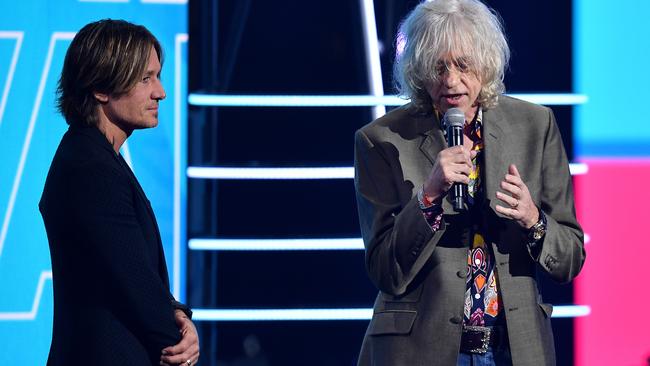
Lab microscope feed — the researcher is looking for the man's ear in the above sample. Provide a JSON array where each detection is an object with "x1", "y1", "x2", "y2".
[{"x1": 94, "y1": 92, "x2": 109, "y2": 103}]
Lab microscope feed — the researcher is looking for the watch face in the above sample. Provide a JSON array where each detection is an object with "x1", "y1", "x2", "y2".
[{"x1": 530, "y1": 220, "x2": 546, "y2": 241}]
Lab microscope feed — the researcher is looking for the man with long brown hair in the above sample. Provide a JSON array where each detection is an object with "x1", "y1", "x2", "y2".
[{"x1": 40, "y1": 19, "x2": 199, "y2": 366}]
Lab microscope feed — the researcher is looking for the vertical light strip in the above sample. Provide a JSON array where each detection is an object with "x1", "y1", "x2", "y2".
[
  {"x1": 173, "y1": 33, "x2": 188, "y2": 300},
  {"x1": 0, "y1": 32, "x2": 75, "y2": 259},
  {"x1": 0, "y1": 31, "x2": 23, "y2": 127},
  {"x1": 359, "y1": 0, "x2": 386, "y2": 119}
]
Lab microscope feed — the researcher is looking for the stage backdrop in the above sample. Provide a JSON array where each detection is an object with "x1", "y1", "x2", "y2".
[
  {"x1": 0, "y1": 1, "x2": 187, "y2": 364},
  {"x1": 574, "y1": 0, "x2": 650, "y2": 365}
]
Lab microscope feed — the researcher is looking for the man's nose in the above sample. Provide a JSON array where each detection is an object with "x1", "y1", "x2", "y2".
[
  {"x1": 153, "y1": 79, "x2": 166, "y2": 101},
  {"x1": 442, "y1": 68, "x2": 460, "y2": 88}
]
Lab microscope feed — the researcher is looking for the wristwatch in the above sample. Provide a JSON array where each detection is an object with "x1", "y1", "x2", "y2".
[{"x1": 528, "y1": 207, "x2": 547, "y2": 242}]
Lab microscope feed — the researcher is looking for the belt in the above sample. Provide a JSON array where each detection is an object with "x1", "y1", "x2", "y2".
[{"x1": 459, "y1": 325, "x2": 506, "y2": 354}]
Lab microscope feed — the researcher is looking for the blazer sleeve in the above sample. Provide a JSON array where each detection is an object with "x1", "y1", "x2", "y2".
[
  {"x1": 354, "y1": 129, "x2": 448, "y2": 296},
  {"x1": 533, "y1": 108, "x2": 586, "y2": 283},
  {"x1": 68, "y1": 161, "x2": 181, "y2": 354}
]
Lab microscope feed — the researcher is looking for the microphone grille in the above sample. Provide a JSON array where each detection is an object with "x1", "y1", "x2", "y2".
[{"x1": 444, "y1": 108, "x2": 465, "y2": 127}]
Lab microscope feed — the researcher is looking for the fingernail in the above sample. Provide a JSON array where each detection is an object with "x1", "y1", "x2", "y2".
[{"x1": 162, "y1": 350, "x2": 168, "y2": 355}]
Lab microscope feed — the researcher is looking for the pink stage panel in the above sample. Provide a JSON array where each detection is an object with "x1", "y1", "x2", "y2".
[{"x1": 574, "y1": 159, "x2": 650, "y2": 366}]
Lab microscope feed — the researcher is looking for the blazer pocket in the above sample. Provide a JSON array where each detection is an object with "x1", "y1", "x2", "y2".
[
  {"x1": 367, "y1": 310, "x2": 417, "y2": 336},
  {"x1": 538, "y1": 303, "x2": 553, "y2": 318}
]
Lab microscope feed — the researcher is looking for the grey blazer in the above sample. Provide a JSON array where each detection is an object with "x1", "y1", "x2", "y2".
[{"x1": 354, "y1": 96, "x2": 585, "y2": 366}]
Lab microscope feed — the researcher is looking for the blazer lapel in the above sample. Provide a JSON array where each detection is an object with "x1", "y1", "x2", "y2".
[
  {"x1": 117, "y1": 154, "x2": 170, "y2": 286},
  {"x1": 419, "y1": 130, "x2": 444, "y2": 166},
  {"x1": 416, "y1": 112, "x2": 463, "y2": 215},
  {"x1": 482, "y1": 106, "x2": 509, "y2": 213}
]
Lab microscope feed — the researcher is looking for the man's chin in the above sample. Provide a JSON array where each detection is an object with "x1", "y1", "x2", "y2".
[{"x1": 132, "y1": 120, "x2": 158, "y2": 130}]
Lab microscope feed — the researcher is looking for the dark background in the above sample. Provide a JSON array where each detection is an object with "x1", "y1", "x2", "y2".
[{"x1": 187, "y1": 1, "x2": 575, "y2": 365}]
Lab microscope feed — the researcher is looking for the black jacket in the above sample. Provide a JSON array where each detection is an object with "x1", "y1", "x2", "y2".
[{"x1": 40, "y1": 124, "x2": 181, "y2": 365}]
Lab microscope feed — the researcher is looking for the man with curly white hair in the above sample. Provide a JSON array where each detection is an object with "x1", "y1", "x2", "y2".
[{"x1": 354, "y1": 0, "x2": 585, "y2": 365}]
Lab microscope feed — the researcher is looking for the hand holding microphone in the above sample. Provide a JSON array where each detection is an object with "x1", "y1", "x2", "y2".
[{"x1": 422, "y1": 108, "x2": 475, "y2": 211}]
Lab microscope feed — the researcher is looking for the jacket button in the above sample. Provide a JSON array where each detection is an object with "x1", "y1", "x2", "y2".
[
  {"x1": 456, "y1": 270, "x2": 465, "y2": 278},
  {"x1": 450, "y1": 316, "x2": 462, "y2": 324}
]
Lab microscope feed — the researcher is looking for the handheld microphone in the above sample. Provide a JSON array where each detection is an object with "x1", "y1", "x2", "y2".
[{"x1": 444, "y1": 108, "x2": 466, "y2": 211}]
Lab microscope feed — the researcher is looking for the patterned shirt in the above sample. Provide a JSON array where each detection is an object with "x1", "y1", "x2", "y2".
[{"x1": 417, "y1": 108, "x2": 504, "y2": 327}]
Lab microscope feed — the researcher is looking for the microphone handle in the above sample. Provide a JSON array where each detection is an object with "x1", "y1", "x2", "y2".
[
  {"x1": 452, "y1": 182, "x2": 466, "y2": 211},
  {"x1": 447, "y1": 125, "x2": 466, "y2": 211}
]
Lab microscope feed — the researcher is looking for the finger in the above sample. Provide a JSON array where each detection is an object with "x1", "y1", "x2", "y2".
[
  {"x1": 161, "y1": 336, "x2": 192, "y2": 356},
  {"x1": 470, "y1": 149, "x2": 478, "y2": 158},
  {"x1": 161, "y1": 344, "x2": 199, "y2": 365},
  {"x1": 465, "y1": 153, "x2": 474, "y2": 168},
  {"x1": 445, "y1": 166, "x2": 471, "y2": 184},
  {"x1": 504, "y1": 173, "x2": 524, "y2": 188},
  {"x1": 175, "y1": 314, "x2": 190, "y2": 327},
  {"x1": 453, "y1": 172, "x2": 471, "y2": 184},
  {"x1": 442, "y1": 148, "x2": 471, "y2": 163},
  {"x1": 509, "y1": 164, "x2": 520, "y2": 177},
  {"x1": 450, "y1": 145, "x2": 466, "y2": 154},
  {"x1": 161, "y1": 351, "x2": 192, "y2": 365},
  {"x1": 188, "y1": 351, "x2": 200, "y2": 366},
  {"x1": 500, "y1": 181, "x2": 522, "y2": 198},
  {"x1": 440, "y1": 146, "x2": 462, "y2": 159},
  {"x1": 495, "y1": 191, "x2": 518, "y2": 208},
  {"x1": 453, "y1": 161, "x2": 472, "y2": 174},
  {"x1": 495, "y1": 204, "x2": 521, "y2": 219}
]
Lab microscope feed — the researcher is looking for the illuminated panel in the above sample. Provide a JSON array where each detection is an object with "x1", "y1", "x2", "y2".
[
  {"x1": 359, "y1": 0, "x2": 385, "y2": 118},
  {"x1": 0, "y1": 2, "x2": 187, "y2": 364},
  {"x1": 187, "y1": 166, "x2": 354, "y2": 179},
  {"x1": 188, "y1": 163, "x2": 587, "y2": 180},
  {"x1": 192, "y1": 305, "x2": 590, "y2": 322},
  {"x1": 574, "y1": 1, "x2": 650, "y2": 157},
  {"x1": 187, "y1": 93, "x2": 588, "y2": 107},
  {"x1": 574, "y1": 160, "x2": 650, "y2": 366},
  {"x1": 189, "y1": 236, "x2": 594, "y2": 251},
  {"x1": 189, "y1": 238, "x2": 365, "y2": 251},
  {"x1": 574, "y1": 0, "x2": 650, "y2": 364}
]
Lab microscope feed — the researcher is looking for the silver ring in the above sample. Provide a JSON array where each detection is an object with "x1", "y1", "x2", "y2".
[
  {"x1": 512, "y1": 199, "x2": 519, "y2": 208},
  {"x1": 186, "y1": 360, "x2": 192, "y2": 366}
]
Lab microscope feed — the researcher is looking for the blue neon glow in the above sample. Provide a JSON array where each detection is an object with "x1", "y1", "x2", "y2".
[
  {"x1": 360, "y1": 0, "x2": 386, "y2": 118},
  {"x1": 188, "y1": 234, "x2": 591, "y2": 251},
  {"x1": 192, "y1": 305, "x2": 590, "y2": 321},
  {"x1": 188, "y1": 94, "x2": 588, "y2": 107},
  {"x1": 0, "y1": 3, "x2": 188, "y2": 364},
  {"x1": 189, "y1": 238, "x2": 365, "y2": 251},
  {"x1": 188, "y1": 163, "x2": 587, "y2": 180},
  {"x1": 574, "y1": 0, "x2": 650, "y2": 157},
  {"x1": 551, "y1": 305, "x2": 591, "y2": 318},
  {"x1": 187, "y1": 166, "x2": 355, "y2": 179}
]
